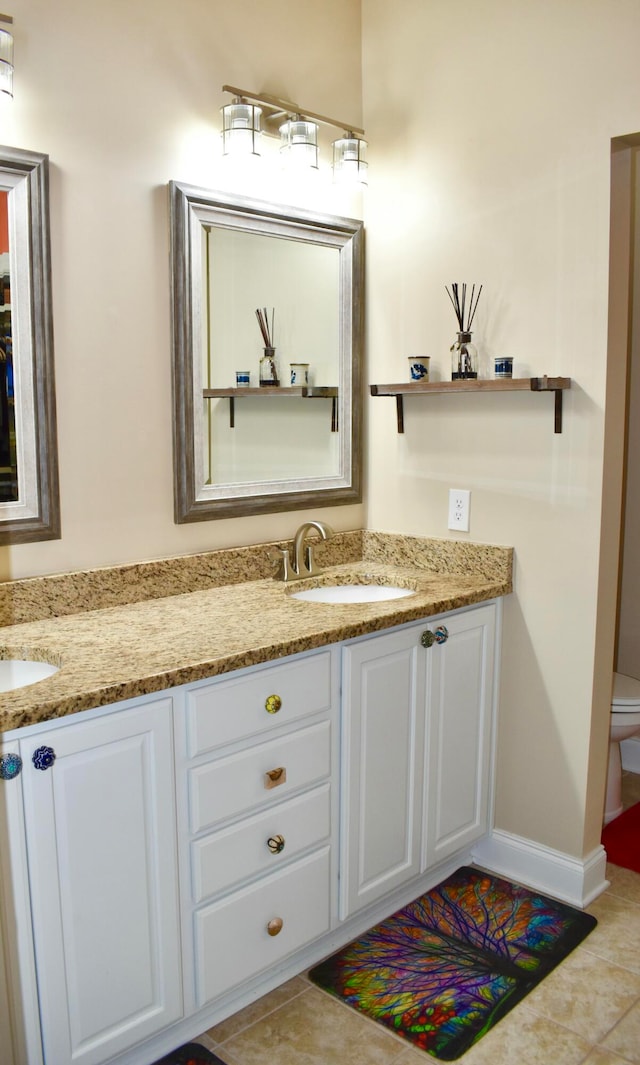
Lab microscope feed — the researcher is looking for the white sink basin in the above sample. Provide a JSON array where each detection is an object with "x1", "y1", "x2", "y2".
[
  {"x1": 290, "y1": 584, "x2": 416, "y2": 604},
  {"x1": 0, "y1": 659, "x2": 59, "y2": 692}
]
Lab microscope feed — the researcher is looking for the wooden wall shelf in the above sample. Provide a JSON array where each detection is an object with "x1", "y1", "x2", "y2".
[
  {"x1": 203, "y1": 386, "x2": 339, "y2": 431},
  {"x1": 369, "y1": 376, "x2": 571, "y2": 434}
]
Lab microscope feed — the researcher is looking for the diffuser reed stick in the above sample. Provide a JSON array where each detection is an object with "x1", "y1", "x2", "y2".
[
  {"x1": 255, "y1": 307, "x2": 275, "y2": 348},
  {"x1": 445, "y1": 282, "x2": 482, "y2": 333}
]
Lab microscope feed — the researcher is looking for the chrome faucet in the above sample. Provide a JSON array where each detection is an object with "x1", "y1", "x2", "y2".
[{"x1": 269, "y1": 520, "x2": 334, "y2": 582}]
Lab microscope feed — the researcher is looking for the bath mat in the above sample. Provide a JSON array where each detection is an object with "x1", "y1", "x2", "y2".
[
  {"x1": 602, "y1": 800, "x2": 640, "y2": 874},
  {"x1": 153, "y1": 1043, "x2": 224, "y2": 1065},
  {"x1": 309, "y1": 865, "x2": 596, "y2": 1060}
]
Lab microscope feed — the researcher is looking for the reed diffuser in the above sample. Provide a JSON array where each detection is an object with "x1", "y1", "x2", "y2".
[
  {"x1": 446, "y1": 283, "x2": 482, "y2": 380},
  {"x1": 256, "y1": 307, "x2": 279, "y2": 386}
]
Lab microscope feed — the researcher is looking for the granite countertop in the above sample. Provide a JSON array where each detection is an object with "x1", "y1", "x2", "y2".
[{"x1": 0, "y1": 533, "x2": 513, "y2": 733}]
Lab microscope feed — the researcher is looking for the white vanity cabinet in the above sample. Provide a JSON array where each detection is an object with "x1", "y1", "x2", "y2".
[
  {"x1": 340, "y1": 602, "x2": 496, "y2": 917},
  {"x1": 0, "y1": 600, "x2": 499, "y2": 1065},
  {"x1": 11, "y1": 695, "x2": 183, "y2": 1065},
  {"x1": 174, "y1": 648, "x2": 338, "y2": 1014}
]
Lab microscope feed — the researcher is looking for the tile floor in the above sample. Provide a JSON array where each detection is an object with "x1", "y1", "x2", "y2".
[{"x1": 193, "y1": 771, "x2": 640, "y2": 1065}]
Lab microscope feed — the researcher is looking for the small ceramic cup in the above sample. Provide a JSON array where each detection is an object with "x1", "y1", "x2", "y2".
[
  {"x1": 235, "y1": 370, "x2": 251, "y2": 387},
  {"x1": 408, "y1": 356, "x2": 430, "y2": 382},
  {"x1": 493, "y1": 357, "x2": 513, "y2": 379},
  {"x1": 290, "y1": 362, "x2": 310, "y2": 386}
]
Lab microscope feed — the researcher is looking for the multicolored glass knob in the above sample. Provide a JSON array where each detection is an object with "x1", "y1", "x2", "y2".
[{"x1": 0, "y1": 752, "x2": 23, "y2": 780}]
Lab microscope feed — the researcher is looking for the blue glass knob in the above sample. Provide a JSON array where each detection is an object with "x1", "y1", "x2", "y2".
[
  {"x1": 32, "y1": 745, "x2": 56, "y2": 771},
  {"x1": 434, "y1": 625, "x2": 449, "y2": 644},
  {"x1": 0, "y1": 752, "x2": 23, "y2": 780}
]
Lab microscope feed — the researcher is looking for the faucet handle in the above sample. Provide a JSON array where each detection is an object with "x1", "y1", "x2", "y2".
[{"x1": 268, "y1": 547, "x2": 291, "y2": 582}]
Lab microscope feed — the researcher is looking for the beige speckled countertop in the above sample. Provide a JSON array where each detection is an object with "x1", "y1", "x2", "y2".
[{"x1": 0, "y1": 532, "x2": 513, "y2": 733}]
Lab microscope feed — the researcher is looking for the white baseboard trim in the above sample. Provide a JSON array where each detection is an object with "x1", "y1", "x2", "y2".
[
  {"x1": 621, "y1": 737, "x2": 640, "y2": 774},
  {"x1": 472, "y1": 829, "x2": 609, "y2": 908}
]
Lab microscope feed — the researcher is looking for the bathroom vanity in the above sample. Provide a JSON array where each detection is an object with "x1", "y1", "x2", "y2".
[{"x1": 0, "y1": 534, "x2": 510, "y2": 1065}]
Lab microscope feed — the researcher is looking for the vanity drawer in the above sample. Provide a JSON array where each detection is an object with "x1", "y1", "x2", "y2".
[
  {"x1": 186, "y1": 650, "x2": 333, "y2": 756},
  {"x1": 194, "y1": 846, "x2": 330, "y2": 1007},
  {"x1": 191, "y1": 783, "x2": 331, "y2": 903},
  {"x1": 188, "y1": 720, "x2": 331, "y2": 833}
]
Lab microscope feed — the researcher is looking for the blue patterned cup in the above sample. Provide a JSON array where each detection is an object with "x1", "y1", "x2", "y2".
[
  {"x1": 408, "y1": 356, "x2": 430, "y2": 381},
  {"x1": 290, "y1": 362, "x2": 310, "y2": 386},
  {"x1": 236, "y1": 370, "x2": 251, "y2": 387},
  {"x1": 493, "y1": 357, "x2": 513, "y2": 379}
]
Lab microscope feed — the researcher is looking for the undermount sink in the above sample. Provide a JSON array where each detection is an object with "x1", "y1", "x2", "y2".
[
  {"x1": 290, "y1": 583, "x2": 416, "y2": 604},
  {"x1": 0, "y1": 659, "x2": 59, "y2": 693}
]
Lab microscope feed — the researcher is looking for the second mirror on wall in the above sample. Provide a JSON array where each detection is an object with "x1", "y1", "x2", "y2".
[{"x1": 169, "y1": 184, "x2": 363, "y2": 522}]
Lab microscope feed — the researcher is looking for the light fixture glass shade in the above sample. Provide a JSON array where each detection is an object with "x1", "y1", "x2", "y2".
[
  {"x1": 221, "y1": 100, "x2": 262, "y2": 157},
  {"x1": 332, "y1": 134, "x2": 368, "y2": 185},
  {"x1": 279, "y1": 118, "x2": 319, "y2": 170},
  {"x1": 0, "y1": 27, "x2": 13, "y2": 98}
]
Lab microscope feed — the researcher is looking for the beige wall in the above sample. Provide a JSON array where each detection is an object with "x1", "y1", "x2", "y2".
[
  {"x1": 0, "y1": 0, "x2": 364, "y2": 580},
  {"x1": 361, "y1": 0, "x2": 638, "y2": 859}
]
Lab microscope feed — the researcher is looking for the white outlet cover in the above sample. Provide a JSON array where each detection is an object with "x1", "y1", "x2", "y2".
[{"x1": 448, "y1": 488, "x2": 471, "y2": 532}]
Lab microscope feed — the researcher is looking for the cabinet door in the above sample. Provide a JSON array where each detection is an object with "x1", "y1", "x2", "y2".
[
  {"x1": 340, "y1": 626, "x2": 427, "y2": 917},
  {"x1": 423, "y1": 603, "x2": 496, "y2": 867},
  {"x1": 19, "y1": 699, "x2": 182, "y2": 1065}
]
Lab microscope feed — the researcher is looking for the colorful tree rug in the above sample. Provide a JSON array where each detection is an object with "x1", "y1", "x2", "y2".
[
  {"x1": 309, "y1": 865, "x2": 596, "y2": 1060},
  {"x1": 153, "y1": 1044, "x2": 223, "y2": 1065},
  {"x1": 602, "y1": 801, "x2": 640, "y2": 874}
]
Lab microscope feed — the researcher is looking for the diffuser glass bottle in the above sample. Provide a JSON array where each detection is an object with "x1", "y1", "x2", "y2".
[{"x1": 450, "y1": 332, "x2": 478, "y2": 380}]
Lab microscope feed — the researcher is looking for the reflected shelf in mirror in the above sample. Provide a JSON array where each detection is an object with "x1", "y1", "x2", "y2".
[{"x1": 203, "y1": 386, "x2": 339, "y2": 431}]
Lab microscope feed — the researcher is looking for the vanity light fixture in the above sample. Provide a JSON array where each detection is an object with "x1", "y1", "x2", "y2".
[
  {"x1": 221, "y1": 97, "x2": 262, "y2": 157},
  {"x1": 221, "y1": 84, "x2": 368, "y2": 184},
  {"x1": 332, "y1": 132, "x2": 368, "y2": 186},
  {"x1": 0, "y1": 14, "x2": 13, "y2": 99}
]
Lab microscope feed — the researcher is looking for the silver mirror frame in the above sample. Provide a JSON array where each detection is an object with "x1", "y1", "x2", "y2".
[
  {"x1": 169, "y1": 182, "x2": 363, "y2": 522},
  {"x1": 0, "y1": 145, "x2": 59, "y2": 544}
]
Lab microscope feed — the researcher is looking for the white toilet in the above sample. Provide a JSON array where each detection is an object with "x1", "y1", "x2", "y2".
[{"x1": 605, "y1": 671, "x2": 640, "y2": 824}]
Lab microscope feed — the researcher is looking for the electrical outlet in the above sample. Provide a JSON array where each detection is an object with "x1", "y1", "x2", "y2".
[{"x1": 448, "y1": 488, "x2": 471, "y2": 532}]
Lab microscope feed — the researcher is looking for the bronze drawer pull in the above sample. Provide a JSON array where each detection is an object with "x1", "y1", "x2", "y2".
[
  {"x1": 264, "y1": 766, "x2": 287, "y2": 789},
  {"x1": 267, "y1": 917, "x2": 283, "y2": 936}
]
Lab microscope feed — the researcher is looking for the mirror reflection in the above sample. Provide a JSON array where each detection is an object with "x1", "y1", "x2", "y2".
[
  {"x1": 170, "y1": 184, "x2": 363, "y2": 522},
  {"x1": 0, "y1": 189, "x2": 16, "y2": 501},
  {"x1": 0, "y1": 146, "x2": 59, "y2": 543}
]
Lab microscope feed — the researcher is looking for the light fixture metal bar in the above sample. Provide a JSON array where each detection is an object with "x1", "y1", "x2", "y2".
[
  {"x1": 0, "y1": 14, "x2": 12, "y2": 24},
  {"x1": 222, "y1": 84, "x2": 364, "y2": 137}
]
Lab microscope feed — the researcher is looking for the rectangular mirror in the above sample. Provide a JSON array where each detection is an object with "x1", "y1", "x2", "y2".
[
  {"x1": 169, "y1": 184, "x2": 363, "y2": 521},
  {"x1": 0, "y1": 146, "x2": 59, "y2": 544}
]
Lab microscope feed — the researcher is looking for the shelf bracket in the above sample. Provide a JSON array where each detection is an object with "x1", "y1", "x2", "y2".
[{"x1": 395, "y1": 395, "x2": 404, "y2": 434}]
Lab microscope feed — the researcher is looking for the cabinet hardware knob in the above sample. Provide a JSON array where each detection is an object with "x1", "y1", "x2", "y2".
[
  {"x1": 420, "y1": 630, "x2": 435, "y2": 648},
  {"x1": 32, "y1": 746, "x2": 56, "y2": 771},
  {"x1": 265, "y1": 694, "x2": 282, "y2": 714},
  {"x1": 267, "y1": 917, "x2": 284, "y2": 936},
  {"x1": 267, "y1": 834, "x2": 286, "y2": 854},
  {"x1": 264, "y1": 767, "x2": 287, "y2": 789},
  {"x1": 434, "y1": 625, "x2": 449, "y2": 644},
  {"x1": 0, "y1": 753, "x2": 22, "y2": 780}
]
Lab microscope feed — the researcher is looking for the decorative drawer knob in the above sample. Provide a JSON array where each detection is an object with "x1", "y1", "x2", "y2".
[
  {"x1": 434, "y1": 625, "x2": 449, "y2": 644},
  {"x1": 267, "y1": 834, "x2": 286, "y2": 854},
  {"x1": 32, "y1": 746, "x2": 56, "y2": 771},
  {"x1": 420, "y1": 630, "x2": 435, "y2": 648},
  {"x1": 0, "y1": 753, "x2": 23, "y2": 780},
  {"x1": 267, "y1": 917, "x2": 284, "y2": 937},
  {"x1": 265, "y1": 694, "x2": 282, "y2": 714},
  {"x1": 264, "y1": 767, "x2": 287, "y2": 790}
]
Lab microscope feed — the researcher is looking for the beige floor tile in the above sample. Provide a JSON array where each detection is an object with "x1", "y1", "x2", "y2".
[
  {"x1": 219, "y1": 985, "x2": 405, "y2": 1065},
  {"x1": 605, "y1": 865, "x2": 640, "y2": 906},
  {"x1": 450, "y1": 1003, "x2": 592, "y2": 1065},
  {"x1": 523, "y1": 946, "x2": 640, "y2": 1043},
  {"x1": 602, "y1": 999, "x2": 640, "y2": 1063},
  {"x1": 585, "y1": 894, "x2": 640, "y2": 974},
  {"x1": 205, "y1": 976, "x2": 308, "y2": 1044},
  {"x1": 621, "y1": 771, "x2": 640, "y2": 809},
  {"x1": 582, "y1": 1049, "x2": 635, "y2": 1065}
]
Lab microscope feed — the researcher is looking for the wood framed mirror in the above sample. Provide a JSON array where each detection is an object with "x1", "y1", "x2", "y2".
[
  {"x1": 169, "y1": 183, "x2": 363, "y2": 522},
  {"x1": 0, "y1": 145, "x2": 59, "y2": 544}
]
